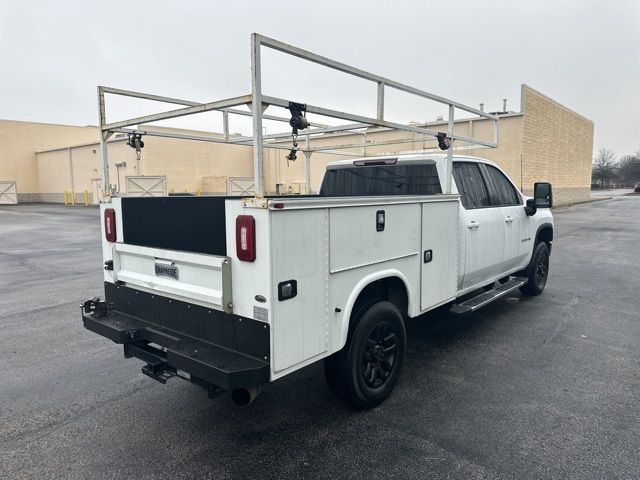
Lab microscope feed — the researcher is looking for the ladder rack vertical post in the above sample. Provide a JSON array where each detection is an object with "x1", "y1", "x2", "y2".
[
  {"x1": 251, "y1": 34, "x2": 264, "y2": 197},
  {"x1": 376, "y1": 82, "x2": 384, "y2": 121},
  {"x1": 304, "y1": 135, "x2": 312, "y2": 193},
  {"x1": 97, "y1": 86, "x2": 111, "y2": 198},
  {"x1": 445, "y1": 104, "x2": 455, "y2": 194},
  {"x1": 223, "y1": 111, "x2": 229, "y2": 141}
]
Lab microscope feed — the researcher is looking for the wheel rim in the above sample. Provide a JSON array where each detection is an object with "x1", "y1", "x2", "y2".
[
  {"x1": 535, "y1": 248, "x2": 549, "y2": 289},
  {"x1": 361, "y1": 321, "x2": 398, "y2": 389}
]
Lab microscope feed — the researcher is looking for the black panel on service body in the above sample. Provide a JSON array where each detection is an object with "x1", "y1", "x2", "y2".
[{"x1": 120, "y1": 196, "x2": 231, "y2": 256}]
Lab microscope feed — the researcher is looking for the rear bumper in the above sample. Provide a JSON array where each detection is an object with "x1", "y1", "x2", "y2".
[{"x1": 82, "y1": 283, "x2": 270, "y2": 391}]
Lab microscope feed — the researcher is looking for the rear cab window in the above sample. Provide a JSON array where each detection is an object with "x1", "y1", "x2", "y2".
[{"x1": 320, "y1": 163, "x2": 442, "y2": 196}]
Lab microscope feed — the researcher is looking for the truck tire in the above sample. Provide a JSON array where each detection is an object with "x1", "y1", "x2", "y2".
[
  {"x1": 324, "y1": 301, "x2": 406, "y2": 409},
  {"x1": 520, "y1": 242, "x2": 550, "y2": 296}
]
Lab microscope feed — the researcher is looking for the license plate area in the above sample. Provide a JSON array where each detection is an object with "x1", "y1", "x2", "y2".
[{"x1": 155, "y1": 260, "x2": 178, "y2": 280}]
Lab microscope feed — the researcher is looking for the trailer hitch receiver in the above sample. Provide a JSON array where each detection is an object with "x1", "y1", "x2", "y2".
[{"x1": 81, "y1": 297, "x2": 112, "y2": 317}]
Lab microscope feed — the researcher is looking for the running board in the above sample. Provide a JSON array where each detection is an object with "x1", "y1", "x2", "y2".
[{"x1": 449, "y1": 277, "x2": 528, "y2": 315}]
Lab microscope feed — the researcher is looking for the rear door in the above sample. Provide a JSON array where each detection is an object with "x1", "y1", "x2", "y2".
[
  {"x1": 111, "y1": 243, "x2": 232, "y2": 312},
  {"x1": 452, "y1": 162, "x2": 505, "y2": 290},
  {"x1": 480, "y1": 164, "x2": 530, "y2": 271},
  {"x1": 102, "y1": 197, "x2": 233, "y2": 313}
]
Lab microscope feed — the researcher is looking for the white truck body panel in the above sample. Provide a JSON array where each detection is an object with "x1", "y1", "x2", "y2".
[
  {"x1": 329, "y1": 204, "x2": 420, "y2": 274},
  {"x1": 420, "y1": 200, "x2": 459, "y2": 309},
  {"x1": 270, "y1": 208, "x2": 330, "y2": 373}
]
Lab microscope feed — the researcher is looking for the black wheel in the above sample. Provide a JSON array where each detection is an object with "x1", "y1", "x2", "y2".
[
  {"x1": 520, "y1": 242, "x2": 550, "y2": 296},
  {"x1": 324, "y1": 301, "x2": 406, "y2": 409}
]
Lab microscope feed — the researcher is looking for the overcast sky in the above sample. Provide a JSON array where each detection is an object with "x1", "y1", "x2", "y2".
[{"x1": 1, "y1": 0, "x2": 638, "y2": 156}]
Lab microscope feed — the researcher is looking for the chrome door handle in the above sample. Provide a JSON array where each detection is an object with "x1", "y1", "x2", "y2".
[
  {"x1": 505, "y1": 216, "x2": 513, "y2": 224},
  {"x1": 466, "y1": 221, "x2": 480, "y2": 229}
]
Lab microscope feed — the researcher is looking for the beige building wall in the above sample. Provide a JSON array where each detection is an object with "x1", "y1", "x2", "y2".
[
  {"x1": 267, "y1": 115, "x2": 525, "y2": 194},
  {"x1": 36, "y1": 126, "x2": 255, "y2": 203},
  {"x1": 139, "y1": 127, "x2": 254, "y2": 194},
  {"x1": 520, "y1": 85, "x2": 594, "y2": 204},
  {"x1": 0, "y1": 120, "x2": 98, "y2": 202},
  {"x1": 37, "y1": 139, "x2": 136, "y2": 203}
]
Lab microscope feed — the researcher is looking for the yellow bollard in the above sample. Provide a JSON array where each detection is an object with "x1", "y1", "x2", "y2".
[
  {"x1": 63, "y1": 191, "x2": 68, "y2": 205},
  {"x1": 196, "y1": 189, "x2": 201, "y2": 197},
  {"x1": 71, "y1": 191, "x2": 76, "y2": 206},
  {"x1": 84, "y1": 190, "x2": 89, "y2": 206}
]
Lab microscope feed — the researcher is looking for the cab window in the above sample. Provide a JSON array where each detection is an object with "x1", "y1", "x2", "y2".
[
  {"x1": 481, "y1": 164, "x2": 521, "y2": 206},
  {"x1": 452, "y1": 162, "x2": 491, "y2": 209}
]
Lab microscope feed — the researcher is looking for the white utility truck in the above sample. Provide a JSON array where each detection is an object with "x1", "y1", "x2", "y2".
[
  {"x1": 82, "y1": 34, "x2": 553, "y2": 408},
  {"x1": 83, "y1": 154, "x2": 553, "y2": 408}
]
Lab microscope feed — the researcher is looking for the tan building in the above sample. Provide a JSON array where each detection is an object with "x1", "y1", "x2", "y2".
[
  {"x1": 35, "y1": 126, "x2": 254, "y2": 203},
  {"x1": 1, "y1": 85, "x2": 593, "y2": 206},
  {"x1": 0, "y1": 119, "x2": 98, "y2": 202}
]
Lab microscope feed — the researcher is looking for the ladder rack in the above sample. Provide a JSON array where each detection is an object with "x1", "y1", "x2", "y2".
[{"x1": 97, "y1": 33, "x2": 498, "y2": 198}]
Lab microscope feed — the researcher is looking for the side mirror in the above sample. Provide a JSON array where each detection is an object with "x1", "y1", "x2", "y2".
[
  {"x1": 525, "y1": 182, "x2": 552, "y2": 216},
  {"x1": 534, "y1": 182, "x2": 553, "y2": 208}
]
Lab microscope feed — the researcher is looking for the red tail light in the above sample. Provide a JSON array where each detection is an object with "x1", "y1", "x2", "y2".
[
  {"x1": 236, "y1": 215, "x2": 255, "y2": 262},
  {"x1": 104, "y1": 208, "x2": 117, "y2": 242}
]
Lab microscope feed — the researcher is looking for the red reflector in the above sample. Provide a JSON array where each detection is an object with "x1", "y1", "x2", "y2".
[
  {"x1": 235, "y1": 215, "x2": 256, "y2": 262},
  {"x1": 104, "y1": 208, "x2": 117, "y2": 242},
  {"x1": 273, "y1": 203, "x2": 285, "y2": 209}
]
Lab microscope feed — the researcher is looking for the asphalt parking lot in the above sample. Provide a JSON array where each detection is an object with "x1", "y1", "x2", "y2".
[{"x1": 1, "y1": 198, "x2": 639, "y2": 480}]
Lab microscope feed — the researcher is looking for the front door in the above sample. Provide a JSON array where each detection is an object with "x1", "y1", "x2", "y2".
[
  {"x1": 452, "y1": 162, "x2": 506, "y2": 290},
  {"x1": 500, "y1": 204, "x2": 530, "y2": 271}
]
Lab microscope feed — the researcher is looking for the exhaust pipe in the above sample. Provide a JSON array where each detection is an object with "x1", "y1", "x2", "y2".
[{"x1": 231, "y1": 386, "x2": 263, "y2": 406}]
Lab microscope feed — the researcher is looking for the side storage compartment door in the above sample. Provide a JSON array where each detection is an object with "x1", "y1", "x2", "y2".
[
  {"x1": 270, "y1": 209, "x2": 330, "y2": 373},
  {"x1": 420, "y1": 200, "x2": 459, "y2": 309}
]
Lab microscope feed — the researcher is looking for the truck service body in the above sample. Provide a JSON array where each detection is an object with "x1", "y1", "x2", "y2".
[{"x1": 83, "y1": 154, "x2": 553, "y2": 408}]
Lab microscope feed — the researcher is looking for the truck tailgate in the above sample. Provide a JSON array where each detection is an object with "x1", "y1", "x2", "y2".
[{"x1": 111, "y1": 243, "x2": 232, "y2": 313}]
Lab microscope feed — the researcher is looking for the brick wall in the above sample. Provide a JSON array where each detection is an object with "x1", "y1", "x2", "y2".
[{"x1": 521, "y1": 85, "x2": 594, "y2": 206}]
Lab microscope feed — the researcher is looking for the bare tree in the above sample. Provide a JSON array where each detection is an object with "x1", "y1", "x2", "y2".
[
  {"x1": 592, "y1": 148, "x2": 617, "y2": 188},
  {"x1": 617, "y1": 154, "x2": 640, "y2": 187}
]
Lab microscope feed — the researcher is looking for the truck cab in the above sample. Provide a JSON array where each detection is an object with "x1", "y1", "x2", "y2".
[{"x1": 83, "y1": 154, "x2": 553, "y2": 409}]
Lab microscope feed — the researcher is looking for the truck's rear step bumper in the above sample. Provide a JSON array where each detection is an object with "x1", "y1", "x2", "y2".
[{"x1": 82, "y1": 283, "x2": 270, "y2": 391}]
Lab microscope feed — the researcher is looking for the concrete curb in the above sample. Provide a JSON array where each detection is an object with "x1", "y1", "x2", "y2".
[{"x1": 554, "y1": 196, "x2": 613, "y2": 210}]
